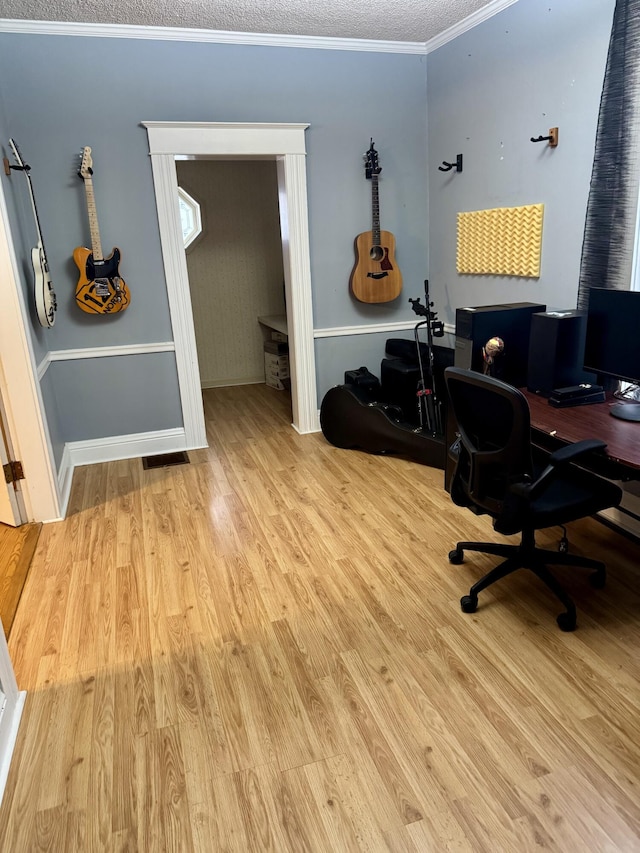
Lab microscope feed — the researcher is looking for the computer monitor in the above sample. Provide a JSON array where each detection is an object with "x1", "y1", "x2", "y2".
[{"x1": 583, "y1": 286, "x2": 640, "y2": 421}]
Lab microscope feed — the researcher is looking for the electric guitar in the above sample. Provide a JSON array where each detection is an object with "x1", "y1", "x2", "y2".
[
  {"x1": 8, "y1": 139, "x2": 57, "y2": 328},
  {"x1": 74, "y1": 147, "x2": 130, "y2": 315},
  {"x1": 349, "y1": 140, "x2": 402, "y2": 304}
]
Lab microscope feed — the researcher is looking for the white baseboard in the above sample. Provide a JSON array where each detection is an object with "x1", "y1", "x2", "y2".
[
  {"x1": 57, "y1": 428, "x2": 195, "y2": 517},
  {"x1": 201, "y1": 377, "x2": 264, "y2": 389},
  {"x1": 57, "y1": 444, "x2": 74, "y2": 518},
  {"x1": 295, "y1": 409, "x2": 321, "y2": 435}
]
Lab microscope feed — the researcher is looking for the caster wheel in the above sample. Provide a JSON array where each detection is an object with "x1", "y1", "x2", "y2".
[
  {"x1": 589, "y1": 570, "x2": 606, "y2": 589},
  {"x1": 460, "y1": 594, "x2": 477, "y2": 613},
  {"x1": 556, "y1": 612, "x2": 577, "y2": 632},
  {"x1": 449, "y1": 549, "x2": 464, "y2": 565}
]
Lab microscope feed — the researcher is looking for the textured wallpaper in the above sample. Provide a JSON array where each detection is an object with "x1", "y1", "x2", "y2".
[{"x1": 176, "y1": 160, "x2": 285, "y2": 388}]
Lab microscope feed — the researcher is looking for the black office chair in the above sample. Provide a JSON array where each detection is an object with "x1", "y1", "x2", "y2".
[{"x1": 444, "y1": 367, "x2": 623, "y2": 630}]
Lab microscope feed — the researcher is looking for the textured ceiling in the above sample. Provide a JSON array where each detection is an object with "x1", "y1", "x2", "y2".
[{"x1": 1, "y1": 0, "x2": 499, "y2": 43}]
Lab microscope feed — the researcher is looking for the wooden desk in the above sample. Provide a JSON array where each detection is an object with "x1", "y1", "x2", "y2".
[{"x1": 521, "y1": 389, "x2": 640, "y2": 478}]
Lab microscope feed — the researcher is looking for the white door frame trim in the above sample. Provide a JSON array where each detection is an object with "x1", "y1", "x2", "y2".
[
  {"x1": 142, "y1": 121, "x2": 319, "y2": 438},
  {"x1": 0, "y1": 617, "x2": 26, "y2": 806},
  {"x1": 0, "y1": 378, "x2": 23, "y2": 526},
  {"x1": 0, "y1": 171, "x2": 60, "y2": 522}
]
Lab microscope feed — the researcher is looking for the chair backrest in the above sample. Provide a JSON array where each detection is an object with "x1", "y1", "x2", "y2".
[{"x1": 445, "y1": 367, "x2": 533, "y2": 517}]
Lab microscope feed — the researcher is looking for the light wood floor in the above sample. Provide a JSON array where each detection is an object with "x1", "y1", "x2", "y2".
[
  {"x1": 0, "y1": 521, "x2": 41, "y2": 638},
  {"x1": 1, "y1": 383, "x2": 640, "y2": 851}
]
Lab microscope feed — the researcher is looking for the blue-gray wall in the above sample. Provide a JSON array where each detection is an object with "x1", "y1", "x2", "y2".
[
  {"x1": 0, "y1": 34, "x2": 429, "y2": 452},
  {"x1": 0, "y1": 88, "x2": 49, "y2": 366},
  {"x1": 0, "y1": 83, "x2": 66, "y2": 468},
  {"x1": 0, "y1": 2, "x2": 620, "y2": 460},
  {"x1": 427, "y1": 0, "x2": 615, "y2": 326}
]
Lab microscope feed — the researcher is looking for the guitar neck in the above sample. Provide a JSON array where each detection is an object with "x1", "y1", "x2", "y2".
[
  {"x1": 83, "y1": 176, "x2": 104, "y2": 261},
  {"x1": 23, "y1": 171, "x2": 46, "y2": 252},
  {"x1": 371, "y1": 175, "x2": 381, "y2": 245},
  {"x1": 9, "y1": 140, "x2": 46, "y2": 253}
]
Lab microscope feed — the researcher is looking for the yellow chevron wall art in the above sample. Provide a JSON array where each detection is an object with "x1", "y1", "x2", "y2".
[{"x1": 456, "y1": 203, "x2": 544, "y2": 277}]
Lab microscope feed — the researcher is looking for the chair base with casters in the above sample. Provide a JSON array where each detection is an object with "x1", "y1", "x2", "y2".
[
  {"x1": 449, "y1": 528, "x2": 606, "y2": 631},
  {"x1": 444, "y1": 366, "x2": 623, "y2": 632}
]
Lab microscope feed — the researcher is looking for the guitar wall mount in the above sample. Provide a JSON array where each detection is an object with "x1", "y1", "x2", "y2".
[
  {"x1": 438, "y1": 154, "x2": 463, "y2": 173},
  {"x1": 530, "y1": 127, "x2": 559, "y2": 147},
  {"x1": 3, "y1": 157, "x2": 28, "y2": 176}
]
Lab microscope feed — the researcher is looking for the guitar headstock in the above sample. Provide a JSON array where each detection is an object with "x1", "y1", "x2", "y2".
[
  {"x1": 78, "y1": 146, "x2": 93, "y2": 181},
  {"x1": 364, "y1": 139, "x2": 382, "y2": 180}
]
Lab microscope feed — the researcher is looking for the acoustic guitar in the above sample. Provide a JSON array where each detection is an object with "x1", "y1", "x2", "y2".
[
  {"x1": 349, "y1": 140, "x2": 402, "y2": 304},
  {"x1": 74, "y1": 146, "x2": 130, "y2": 315},
  {"x1": 8, "y1": 139, "x2": 57, "y2": 328}
]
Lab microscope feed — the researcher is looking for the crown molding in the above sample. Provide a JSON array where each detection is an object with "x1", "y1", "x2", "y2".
[
  {"x1": 0, "y1": 18, "x2": 426, "y2": 54},
  {"x1": 0, "y1": 3, "x2": 522, "y2": 55},
  {"x1": 425, "y1": 0, "x2": 519, "y2": 53}
]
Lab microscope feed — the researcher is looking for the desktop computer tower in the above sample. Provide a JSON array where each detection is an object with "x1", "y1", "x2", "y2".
[
  {"x1": 447, "y1": 301, "x2": 545, "y2": 493},
  {"x1": 454, "y1": 302, "x2": 546, "y2": 388},
  {"x1": 527, "y1": 310, "x2": 596, "y2": 397}
]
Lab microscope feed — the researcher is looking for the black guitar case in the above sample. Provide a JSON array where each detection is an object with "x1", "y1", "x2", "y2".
[{"x1": 320, "y1": 384, "x2": 446, "y2": 469}]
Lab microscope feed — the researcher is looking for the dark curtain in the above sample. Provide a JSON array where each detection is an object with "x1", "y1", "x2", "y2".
[{"x1": 577, "y1": 0, "x2": 640, "y2": 309}]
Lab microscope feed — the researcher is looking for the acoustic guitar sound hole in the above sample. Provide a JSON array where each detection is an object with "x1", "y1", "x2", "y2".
[{"x1": 370, "y1": 245, "x2": 384, "y2": 261}]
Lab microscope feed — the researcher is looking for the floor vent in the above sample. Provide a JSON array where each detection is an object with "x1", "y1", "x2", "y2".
[{"x1": 142, "y1": 451, "x2": 190, "y2": 470}]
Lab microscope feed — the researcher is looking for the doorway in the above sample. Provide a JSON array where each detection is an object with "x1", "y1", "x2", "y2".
[
  {"x1": 0, "y1": 379, "x2": 41, "y2": 639},
  {"x1": 0, "y1": 522, "x2": 41, "y2": 637},
  {"x1": 175, "y1": 159, "x2": 288, "y2": 400},
  {"x1": 0, "y1": 384, "x2": 22, "y2": 528},
  {"x1": 142, "y1": 121, "x2": 318, "y2": 450}
]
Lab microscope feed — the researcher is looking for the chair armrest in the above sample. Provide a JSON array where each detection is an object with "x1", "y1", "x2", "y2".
[
  {"x1": 548, "y1": 438, "x2": 607, "y2": 466},
  {"x1": 511, "y1": 438, "x2": 608, "y2": 500}
]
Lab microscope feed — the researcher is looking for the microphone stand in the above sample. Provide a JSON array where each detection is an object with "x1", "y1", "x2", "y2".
[{"x1": 409, "y1": 279, "x2": 445, "y2": 435}]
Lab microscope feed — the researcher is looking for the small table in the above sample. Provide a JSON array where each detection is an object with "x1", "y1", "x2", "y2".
[{"x1": 258, "y1": 314, "x2": 288, "y2": 337}]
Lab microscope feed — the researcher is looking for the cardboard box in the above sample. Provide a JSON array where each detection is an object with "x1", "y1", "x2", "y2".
[
  {"x1": 264, "y1": 340, "x2": 289, "y2": 356},
  {"x1": 264, "y1": 352, "x2": 289, "y2": 378},
  {"x1": 265, "y1": 373, "x2": 290, "y2": 390}
]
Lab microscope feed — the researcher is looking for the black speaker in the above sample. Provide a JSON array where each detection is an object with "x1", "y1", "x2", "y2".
[
  {"x1": 379, "y1": 346, "x2": 455, "y2": 430},
  {"x1": 380, "y1": 358, "x2": 421, "y2": 424},
  {"x1": 527, "y1": 310, "x2": 596, "y2": 397},
  {"x1": 454, "y1": 302, "x2": 546, "y2": 387}
]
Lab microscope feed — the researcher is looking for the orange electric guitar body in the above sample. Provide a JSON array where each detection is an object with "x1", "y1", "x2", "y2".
[
  {"x1": 349, "y1": 140, "x2": 402, "y2": 304},
  {"x1": 74, "y1": 147, "x2": 130, "y2": 315},
  {"x1": 73, "y1": 245, "x2": 129, "y2": 315}
]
